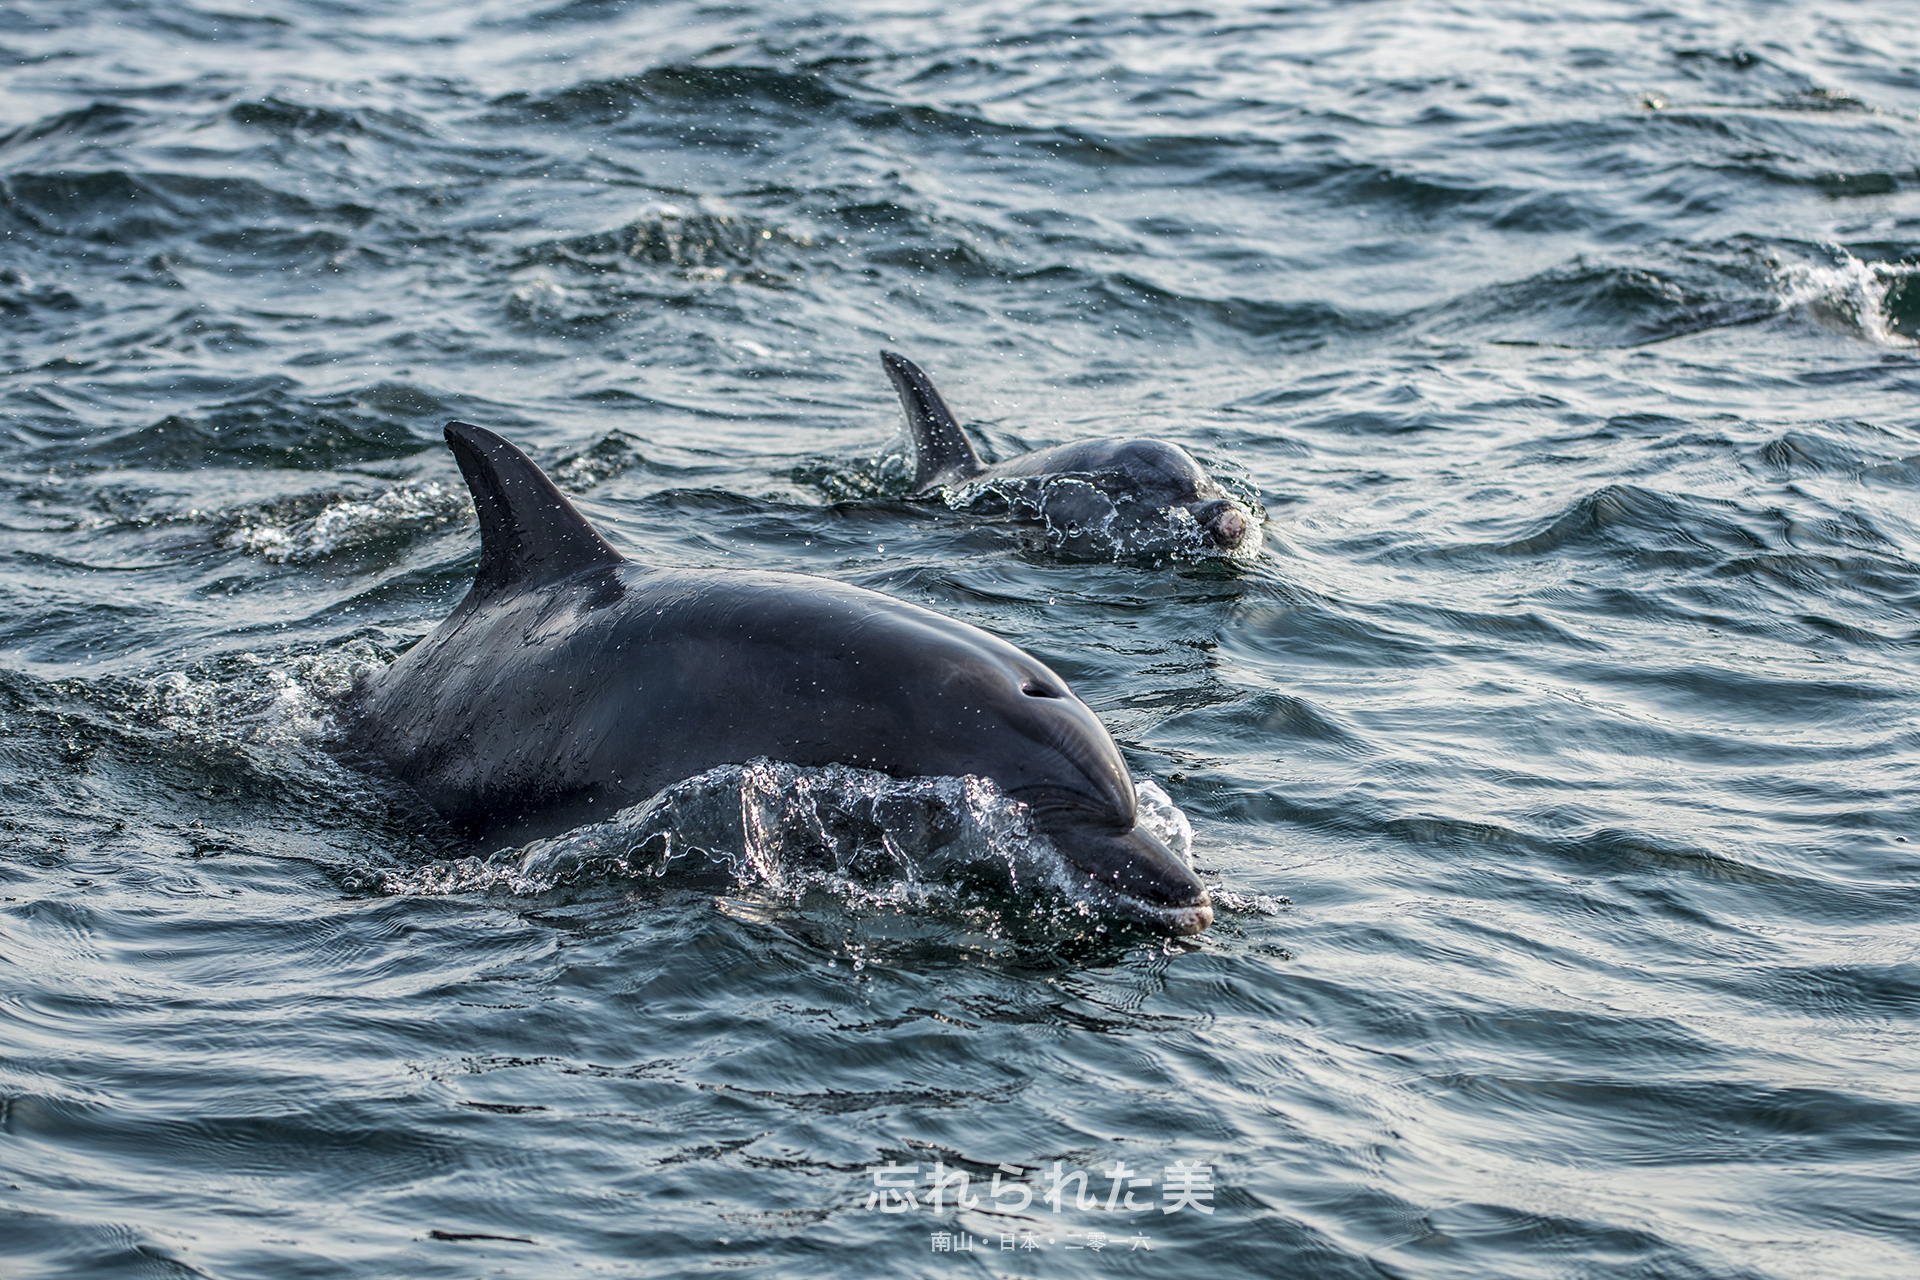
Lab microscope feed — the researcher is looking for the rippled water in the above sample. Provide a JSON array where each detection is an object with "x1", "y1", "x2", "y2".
[{"x1": 5, "y1": 1, "x2": 1920, "y2": 1275}]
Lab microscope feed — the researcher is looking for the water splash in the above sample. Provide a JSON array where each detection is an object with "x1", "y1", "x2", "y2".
[
  {"x1": 1775, "y1": 252, "x2": 1920, "y2": 347},
  {"x1": 1133, "y1": 777, "x2": 1193, "y2": 863},
  {"x1": 133, "y1": 641, "x2": 390, "y2": 746},
  {"x1": 224, "y1": 480, "x2": 470, "y2": 563},
  {"x1": 515, "y1": 199, "x2": 814, "y2": 282},
  {"x1": 370, "y1": 763, "x2": 1205, "y2": 934},
  {"x1": 937, "y1": 473, "x2": 1264, "y2": 560}
]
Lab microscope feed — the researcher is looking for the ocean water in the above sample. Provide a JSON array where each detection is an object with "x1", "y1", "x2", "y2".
[{"x1": 4, "y1": 0, "x2": 1920, "y2": 1275}]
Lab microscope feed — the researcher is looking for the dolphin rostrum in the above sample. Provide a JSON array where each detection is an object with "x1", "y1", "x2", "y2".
[{"x1": 357, "y1": 421, "x2": 1213, "y2": 934}]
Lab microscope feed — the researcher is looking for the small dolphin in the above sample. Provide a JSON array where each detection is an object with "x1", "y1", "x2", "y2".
[
  {"x1": 882, "y1": 350, "x2": 1257, "y2": 553},
  {"x1": 357, "y1": 421, "x2": 1212, "y2": 934}
]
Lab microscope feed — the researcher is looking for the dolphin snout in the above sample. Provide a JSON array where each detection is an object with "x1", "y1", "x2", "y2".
[
  {"x1": 1050, "y1": 824, "x2": 1213, "y2": 935},
  {"x1": 1192, "y1": 499, "x2": 1252, "y2": 550}
]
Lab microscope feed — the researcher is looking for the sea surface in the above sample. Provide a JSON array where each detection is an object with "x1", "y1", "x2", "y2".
[{"x1": 4, "y1": 0, "x2": 1919, "y2": 1276}]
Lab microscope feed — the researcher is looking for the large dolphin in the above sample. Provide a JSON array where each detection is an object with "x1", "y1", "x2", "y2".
[
  {"x1": 357, "y1": 421, "x2": 1213, "y2": 934},
  {"x1": 882, "y1": 350, "x2": 1257, "y2": 553}
]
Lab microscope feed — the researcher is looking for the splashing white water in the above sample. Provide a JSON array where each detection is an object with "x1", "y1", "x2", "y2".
[
  {"x1": 1133, "y1": 777, "x2": 1193, "y2": 864},
  {"x1": 226, "y1": 481, "x2": 470, "y2": 563},
  {"x1": 939, "y1": 474, "x2": 1264, "y2": 560},
  {"x1": 371, "y1": 763, "x2": 1209, "y2": 933},
  {"x1": 136, "y1": 641, "x2": 390, "y2": 746},
  {"x1": 1775, "y1": 253, "x2": 1919, "y2": 347}
]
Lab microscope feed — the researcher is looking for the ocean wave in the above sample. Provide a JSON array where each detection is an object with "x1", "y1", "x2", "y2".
[
  {"x1": 0, "y1": 168, "x2": 372, "y2": 245},
  {"x1": 43, "y1": 381, "x2": 438, "y2": 469},
  {"x1": 487, "y1": 64, "x2": 851, "y2": 126}
]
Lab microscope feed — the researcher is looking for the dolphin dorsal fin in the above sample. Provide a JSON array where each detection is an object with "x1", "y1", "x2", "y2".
[
  {"x1": 881, "y1": 351, "x2": 985, "y2": 492},
  {"x1": 443, "y1": 420, "x2": 624, "y2": 599}
]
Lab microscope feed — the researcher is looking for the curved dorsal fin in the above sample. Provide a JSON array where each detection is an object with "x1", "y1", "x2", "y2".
[
  {"x1": 444, "y1": 420, "x2": 624, "y2": 599},
  {"x1": 881, "y1": 351, "x2": 985, "y2": 492}
]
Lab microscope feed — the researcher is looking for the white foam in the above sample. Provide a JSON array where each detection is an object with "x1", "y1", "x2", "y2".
[
  {"x1": 137, "y1": 640, "x2": 389, "y2": 747},
  {"x1": 226, "y1": 481, "x2": 470, "y2": 563},
  {"x1": 941, "y1": 473, "x2": 1264, "y2": 559},
  {"x1": 1775, "y1": 252, "x2": 1919, "y2": 347},
  {"x1": 372, "y1": 763, "x2": 1212, "y2": 935}
]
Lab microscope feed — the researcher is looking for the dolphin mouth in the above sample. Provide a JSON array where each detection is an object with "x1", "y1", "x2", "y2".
[{"x1": 1046, "y1": 823, "x2": 1214, "y2": 935}]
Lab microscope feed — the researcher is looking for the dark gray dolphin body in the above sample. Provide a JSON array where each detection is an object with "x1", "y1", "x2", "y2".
[
  {"x1": 882, "y1": 351, "x2": 1256, "y2": 553},
  {"x1": 357, "y1": 421, "x2": 1212, "y2": 934}
]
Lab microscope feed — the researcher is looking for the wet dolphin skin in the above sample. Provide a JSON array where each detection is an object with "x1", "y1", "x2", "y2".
[{"x1": 357, "y1": 421, "x2": 1213, "y2": 934}]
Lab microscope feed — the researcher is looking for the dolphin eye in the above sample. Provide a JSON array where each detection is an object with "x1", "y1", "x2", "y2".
[{"x1": 1022, "y1": 680, "x2": 1064, "y2": 699}]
